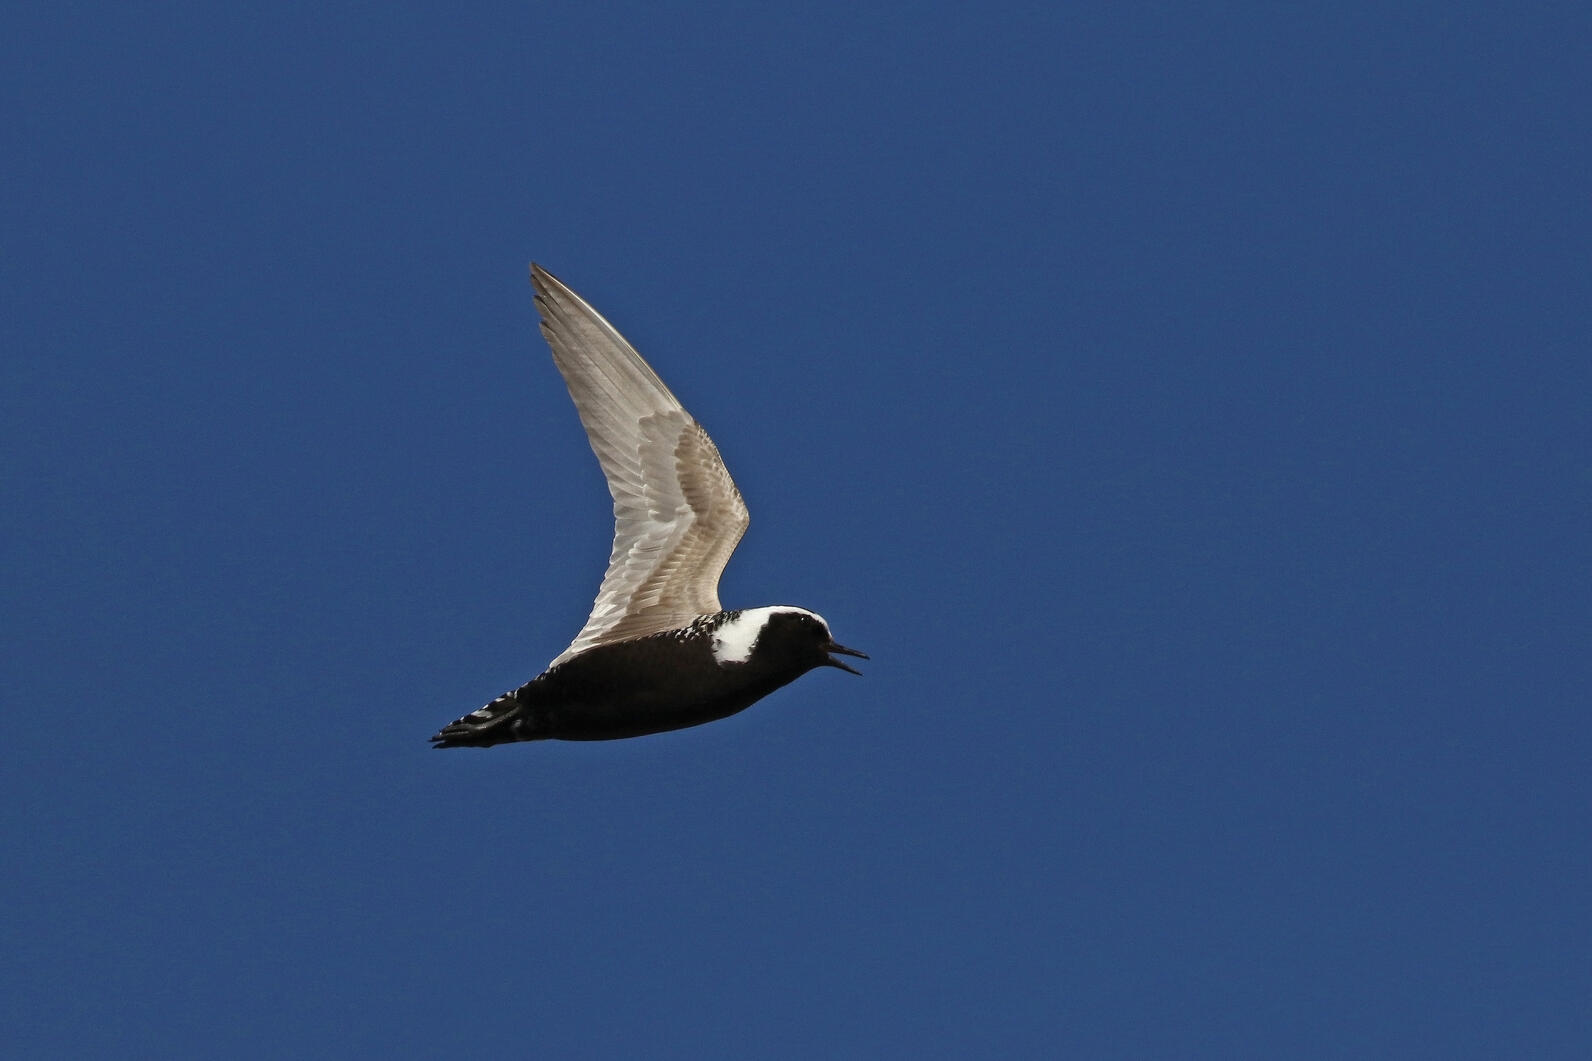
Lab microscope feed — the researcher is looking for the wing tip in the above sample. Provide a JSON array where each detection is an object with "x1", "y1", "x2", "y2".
[{"x1": 530, "y1": 262, "x2": 559, "y2": 295}]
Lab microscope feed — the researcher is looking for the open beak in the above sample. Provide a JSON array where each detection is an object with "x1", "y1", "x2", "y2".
[{"x1": 823, "y1": 641, "x2": 869, "y2": 676}]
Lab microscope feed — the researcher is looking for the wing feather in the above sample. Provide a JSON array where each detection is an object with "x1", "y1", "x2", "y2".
[{"x1": 530, "y1": 265, "x2": 751, "y2": 666}]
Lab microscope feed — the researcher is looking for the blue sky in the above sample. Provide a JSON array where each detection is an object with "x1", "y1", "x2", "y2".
[{"x1": 6, "y1": 3, "x2": 1589, "y2": 1057}]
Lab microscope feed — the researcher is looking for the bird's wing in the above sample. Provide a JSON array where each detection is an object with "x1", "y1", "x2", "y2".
[{"x1": 531, "y1": 264, "x2": 750, "y2": 667}]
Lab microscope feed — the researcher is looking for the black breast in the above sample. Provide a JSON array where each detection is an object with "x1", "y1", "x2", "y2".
[{"x1": 526, "y1": 627, "x2": 813, "y2": 740}]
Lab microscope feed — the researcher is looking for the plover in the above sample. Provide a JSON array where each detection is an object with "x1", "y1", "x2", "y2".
[{"x1": 430, "y1": 265, "x2": 866, "y2": 747}]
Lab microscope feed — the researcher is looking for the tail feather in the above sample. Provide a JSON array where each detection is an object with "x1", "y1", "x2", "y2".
[{"x1": 430, "y1": 688, "x2": 542, "y2": 748}]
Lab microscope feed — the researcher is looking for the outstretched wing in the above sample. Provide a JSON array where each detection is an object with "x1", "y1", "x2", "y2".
[{"x1": 531, "y1": 264, "x2": 751, "y2": 667}]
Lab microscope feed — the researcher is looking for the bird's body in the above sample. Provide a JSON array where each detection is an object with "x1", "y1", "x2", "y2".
[{"x1": 430, "y1": 267, "x2": 864, "y2": 748}]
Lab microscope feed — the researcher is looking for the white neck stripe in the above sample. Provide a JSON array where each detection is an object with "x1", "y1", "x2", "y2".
[{"x1": 710, "y1": 606, "x2": 826, "y2": 666}]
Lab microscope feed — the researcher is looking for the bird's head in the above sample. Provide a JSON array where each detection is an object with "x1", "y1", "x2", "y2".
[{"x1": 712, "y1": 606, "x2": 867, "y2": 675}]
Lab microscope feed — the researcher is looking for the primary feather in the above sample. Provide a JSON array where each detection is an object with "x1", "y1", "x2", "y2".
[{"x1": 531, "y1": 264, "x2": 751, "y2": 667}]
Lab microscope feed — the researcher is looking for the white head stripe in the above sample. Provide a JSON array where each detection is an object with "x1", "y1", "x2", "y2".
[{"x1": 711, "y1": 607, "x2": 827, "y2": 666}]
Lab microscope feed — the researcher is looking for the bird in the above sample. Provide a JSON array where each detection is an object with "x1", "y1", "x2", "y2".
[{"x1": 430, "y1": 265, "x2": 866, "y2": 747}]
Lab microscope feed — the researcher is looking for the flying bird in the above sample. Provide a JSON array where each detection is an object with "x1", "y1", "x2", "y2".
[{"x1": 431, "y1": 265, "x2": 866, "y2": 747}]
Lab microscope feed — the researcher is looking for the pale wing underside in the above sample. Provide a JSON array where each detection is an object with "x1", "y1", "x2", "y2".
[{"x1": 531, "y1": 265, "x2": 751, "y2": 667}]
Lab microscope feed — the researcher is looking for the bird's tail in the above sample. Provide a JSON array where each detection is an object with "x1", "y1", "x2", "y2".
[{"x1": 429, "y1": 684, "x2": 545, "y2": 749}]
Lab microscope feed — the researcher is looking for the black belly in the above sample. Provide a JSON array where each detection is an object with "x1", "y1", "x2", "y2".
[{"x1": 522, "y1": 636, "x2": 808, "y2": 741}]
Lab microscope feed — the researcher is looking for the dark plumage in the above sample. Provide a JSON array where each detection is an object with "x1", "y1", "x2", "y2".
[
  {"x1": 430, "y1": 267, "x2": 864, "y2": 748},
  {"x1": 432, "y1": 610, "x2": 865, "y2": 746}
]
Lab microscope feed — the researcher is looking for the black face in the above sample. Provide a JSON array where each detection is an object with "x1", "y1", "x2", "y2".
[{"x1": 766, "y1": 610, "x2": 868, "y2": 676}]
